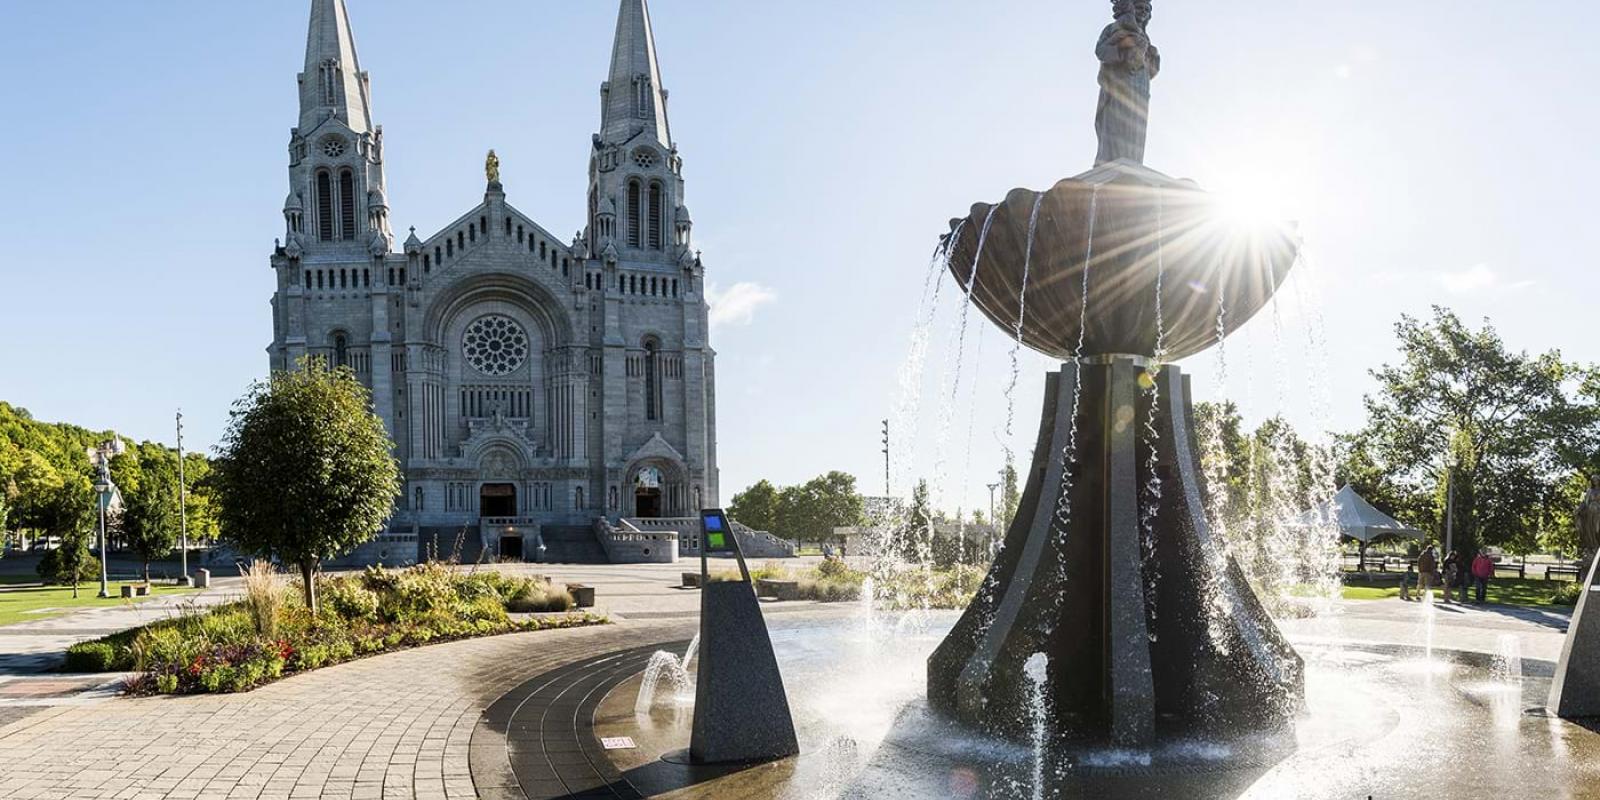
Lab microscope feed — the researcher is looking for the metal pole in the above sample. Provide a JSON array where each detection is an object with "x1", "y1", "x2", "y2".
[
  {"x1": 177, "y1": 411, "x2": 189, "y2": 586},
  {"x1": 1445, "y1": 468, "x2": 1454, "y2": 557},
  {"x1": 97, "y1": 472, "x2": 109, "y2": 599},
  {"x1": 881, "y1": 419, "x2": 891, "y2": 497}
]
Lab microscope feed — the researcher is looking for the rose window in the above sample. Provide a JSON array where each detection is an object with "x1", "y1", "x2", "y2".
[
  {"x1": 322, "y1": 137, "x2": 347, "y2": 158},
  {"x1": 633, "y1": 148, "x2": 658, "y2": 169},
  {"x1": 462, "y1": 315, "x2": 529, "y2": 376}
]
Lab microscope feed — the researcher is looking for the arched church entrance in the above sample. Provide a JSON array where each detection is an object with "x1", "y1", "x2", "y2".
[
  {"x1": 480, "y1": 483, "x2": 518, "y2": 518},
  {"x1": 633, "y1": 467, "x2": 664, "y2": 519}
]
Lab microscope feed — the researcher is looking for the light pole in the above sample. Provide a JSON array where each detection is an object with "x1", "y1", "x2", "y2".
[
  {"x1": 176, "y1": 411, "x2": 190, "y2": 586},
  {"x1": 986, "y1": 482, "x2": 1000, "y2": 528},
  {"x1": 880, "y1": 419, "x2": 891, "y2": 497},
  {"x1": 92, "y1": 456, "x2": 113, "y2": 599}
]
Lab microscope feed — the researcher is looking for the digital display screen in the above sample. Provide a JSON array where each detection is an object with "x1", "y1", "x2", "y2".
[{"x1": 702, "y1": 509, "x2": 735, "y2": 554}]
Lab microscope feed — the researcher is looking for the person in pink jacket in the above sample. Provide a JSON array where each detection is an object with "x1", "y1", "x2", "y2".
[{"x1": 1470, "y1": 552, "x2": 1496, "y2": 603}]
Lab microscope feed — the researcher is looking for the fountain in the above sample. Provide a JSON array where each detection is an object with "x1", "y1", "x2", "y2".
[{"x1": 926, "y1": 0, "x2": 1303, "y2": 748}]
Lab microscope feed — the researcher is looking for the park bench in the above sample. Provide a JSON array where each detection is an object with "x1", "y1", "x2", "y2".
[
  {"x1": 1546, "y1": 565, "x2": 1583, "y2": 581},
  {"x1": 1492, "y1": 562, "x2": 1526, "y2": 579}
]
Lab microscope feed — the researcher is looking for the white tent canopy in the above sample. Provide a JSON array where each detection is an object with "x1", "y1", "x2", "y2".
[{"x1": 1296, "y1": 485, "x2": 1425, "y2": 545}]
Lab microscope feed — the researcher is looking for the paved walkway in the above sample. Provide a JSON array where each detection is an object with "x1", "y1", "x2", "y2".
[{"x1": 0, "y1": 560, "x2": 1579, "y2": 800}]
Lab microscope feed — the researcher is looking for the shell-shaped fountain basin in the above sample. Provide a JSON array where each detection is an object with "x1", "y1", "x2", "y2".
[{"x1": 944, "y1": 159, "x2": 1299, "y2": 362}]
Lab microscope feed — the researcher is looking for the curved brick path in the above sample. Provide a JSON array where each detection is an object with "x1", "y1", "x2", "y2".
[{"x1": 0, "y1": 621, "x2": 698, "y2": 800}]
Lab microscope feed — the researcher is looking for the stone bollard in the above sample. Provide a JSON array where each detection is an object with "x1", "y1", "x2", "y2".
[
  {"x1": 682, "y1": 572, "x2": 702, "y2": 589},
  {"x1": 193, "y1": 569, "x2": 210, "y2": 589},
  {"x1": 120, "y1": 585, "x2": 136, "y2": 599},
  {"x1": 566, "y1": 583, "x2": 595, "y2": 608}
]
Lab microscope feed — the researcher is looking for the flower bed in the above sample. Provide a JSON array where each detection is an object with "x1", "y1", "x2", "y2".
[{"x1": 63, "y1": 563, "x2": 606, "y2": 694}]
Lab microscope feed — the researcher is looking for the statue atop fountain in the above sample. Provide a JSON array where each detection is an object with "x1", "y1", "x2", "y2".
[
  {"x1": 927, "y1": 0, "x2": 1305, "y2": 752},
  {"x1": 1095, "y1": 0, "x2": 1160, "y2": 165}
]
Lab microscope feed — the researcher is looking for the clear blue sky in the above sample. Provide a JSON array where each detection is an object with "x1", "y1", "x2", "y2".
[{"x1": 1, "y1": 1, "x2": 1596, "y2": 515}]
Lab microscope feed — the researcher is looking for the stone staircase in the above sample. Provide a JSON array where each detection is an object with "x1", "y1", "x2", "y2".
[{"x1": 539, "y1": 525, "x2": 609, "y2": 564}]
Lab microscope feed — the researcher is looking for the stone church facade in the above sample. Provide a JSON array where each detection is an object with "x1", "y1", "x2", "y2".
[{"x1": 266, "y1": 0, "x2": 718, "y2": 562}]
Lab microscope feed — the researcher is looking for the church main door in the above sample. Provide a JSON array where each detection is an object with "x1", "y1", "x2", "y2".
[
  {"x1": 480, "y1": 483, "x2": 517, "y2": 518},
  {"x1": 633, "y1": 466, "x2": 664, "y2": 519}
]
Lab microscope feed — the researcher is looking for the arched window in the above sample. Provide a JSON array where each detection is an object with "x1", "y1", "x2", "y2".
[
  {"x1": 423, "y1": 255, "x2": 430, "y2": 271},
  {"x1": 643, "y1": 338, "x2": 660, "y2": 421},
  {"x1": 435, "y1": 246, "x2": 442, "y2": 263},
  {"x1": 388, "y1": 268, "x2": 395, "y2": 285},
  {"x1": 627, "y1": 181, "x2": 642, "y2": 248},
  {"x1": 648, "y1": 183, "x2": 664, "y2": 250},
  {"x1": 333, "y1": 332, "x2": 350, "y2": 368},
  {"x1": 338, "y1": 169, "x2": 357, "y2": 240},
  {"x1": 446, "y1": 240, "x2": 454, "y2": 257},
  {"x1": 303, "y1": 270, "x2": 310, "y2": 287},
  {"x1": 316, "y1": 171, "x2": 335, "y2": 242},
  {"x1": 316, "y1": 270, "x2": 324, "y2": 289},
  {"x1": 504, "y1": 217, "x2": 512, "y2": 236}
]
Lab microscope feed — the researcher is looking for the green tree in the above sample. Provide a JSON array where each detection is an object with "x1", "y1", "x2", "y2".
[
  {"x1": 122, "y1": 446, "x2": 180, "y2": 582},
  {"x1": 1351, "y1": 307, "x2": 1579, "y2": 559},
  {"x1": 40, "y1": 477, "x2": 98, "y2": 596},
  {"x1": 728, "y1": 480, "x2": 781, "y2": 534},
  {"x1": 773, "y1": 472, "x2": 865, "y2": 547},
  {"x1": 211, "y1": 359, "x2": 400, "y2": 612},
  {"x1": 998, "y1": 458, "x2": 1020, "y2": 534}
]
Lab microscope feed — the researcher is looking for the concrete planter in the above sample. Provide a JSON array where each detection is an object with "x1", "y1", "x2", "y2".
[
  {"x1": 756, "y1": 579, "x2": 799, "y2": 602},
  {"x1": 566, "y1": 583, "x2": 595, "y2": 608}
]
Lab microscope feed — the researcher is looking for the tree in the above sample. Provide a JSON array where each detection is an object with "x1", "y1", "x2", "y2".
[
  {"x1": 211, "y1": 359, "x2": 400, "y2": 612},
  {"x1": 728, "y1": 480, "x2": 781, "y2": 534},
  {"x1": 121, "y1": 446, "x2": 180, "y2": 582},
  {"x1": 41, "y1": 477, "x2": 98, "y2": 597},
  {"x1": 773, "y1": 472, "x2": 865, "y2": 547},
  {"x1": 1351, "y1": 307, "x2": 1579, "y2": 559},
  {"x1": 998, "y1": 458, "x2": 1020, "y2": 534}
]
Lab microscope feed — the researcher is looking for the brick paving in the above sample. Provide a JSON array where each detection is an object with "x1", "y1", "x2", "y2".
[{"x1": 0, "y1": 620, "x2": 699, "y2": 800}]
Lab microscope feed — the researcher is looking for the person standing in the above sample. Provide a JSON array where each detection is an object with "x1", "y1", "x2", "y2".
[
  {"x1": 1471, "y1": 552, "x2": 1495, "y2": 603},
  {"x1": 1441, "y1": 550, "x2": 1462, "y2": 605},
  {"x1": 1400, "y1": 562, "x2": 1416, "y2": 602},
  {"x1": 1418, "y1": 546, "x2": 1439, "y2": 601}
]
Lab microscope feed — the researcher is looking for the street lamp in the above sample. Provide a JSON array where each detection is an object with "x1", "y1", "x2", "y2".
[{"x1": 92, "y1": 458, "x2": 113, "y2": 599}]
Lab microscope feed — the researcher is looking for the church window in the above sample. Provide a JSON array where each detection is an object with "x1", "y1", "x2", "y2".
[
  {"x1": 630, "y1": 275, "x2": 637, "y2": 294},
  {"x1": 446, "y1": 240, "x2": 454, "y2": 257},
  {"x1": 469, "y1": 225, "x2": 476, "y2": 244},
  {"x1": 339, "y1": 170, "x2": 357, "y2": 241},
  {"x1": 644, "y1": 338, "x2": 660, "y2": 421},
  {"x1": 363, "y1": 269, "x2": 370, "y2": 287},
  {"x1": 423, "y1": 255, "x2": 430, "y2": 271},
  {"x1": 618, "y1": 275, "x2": 625, "y2": 292},
  {"x1": 303, "y1": 270, "x2": 310, "y2": 287},
  {"x1": 321, "y1": 137, "x2": 346, "y2": 159},
  {"x1": 540, "y1": 241, "x2": 547, "y2": 259},
  {"x1": 316, "y1": 171, "x2": 335, "y2": 242},
  {"x1": 528, "y1": 236, "x2": 535, "y2": 253},
  {"x1": 505, "y1": 217, "x2": 512, "y2": 236},
  {"x1": 457, "y1": 231, "x2": 464, "y2": 249},
  {"x1": 333, "y1": 333, "x2": 349, "y2": 368},
  {"x1": 634, "y1": 148, "x2": 658, "y2": 170},
  {"x1": 627, "y1": 181, "x2": 642, "y2": 248},
  {"x1": 435, "y1": 246, "x2": 442, "y2": 263},
  {"x1": 648, "y1": 183, "x2": 664, "y2": 249},
  {"x1": 517, "y1": 225, "x2": 524, "y2": 243},
  {"x1": 672, "y1": 279, "x2": 679, "y2": 297},
  {"x1": 462, "y1": 314, "x2": 530, "y2": 377},
  {"x1": 649, "y1": 277, "x2": 657, "y2": 296},
  {"x1": 400, "y1": 268, "x2": 406, "y2": 284},
  {"x1": 563, "y1": 258, "x2": 569, "y2": 277},
  {"x1": 479, "y1": 216, "x2": 487, "y2": 235},
  {"x1": 388, "y1": 268, "x2": 395, "y2": 285}
]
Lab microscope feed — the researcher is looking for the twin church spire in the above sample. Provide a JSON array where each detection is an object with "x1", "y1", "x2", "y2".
[
  {"x1": 300, "y1": 0, "x2": 372, "y2": 136},
  {"x1": 284, "y1": 0, "x2": 686, "y2": 263}
]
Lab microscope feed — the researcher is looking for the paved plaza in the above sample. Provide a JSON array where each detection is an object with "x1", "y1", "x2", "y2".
[{"x1": 0, "y1": 561, "x2": 1579, "y2": 799}]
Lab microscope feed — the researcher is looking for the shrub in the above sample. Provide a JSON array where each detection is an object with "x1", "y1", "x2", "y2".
[
  {"x1": 241, "y1": 560, "x2": 285, "y2": 638},
  {"x1": 506, "y1": 580, "x2": 574, "y2": 613},
  {"x1": 750, "y1": 561, "x2": 789, "y2": 581},
  {"x1": 384, "y1": 562, "x2": 459, "y2": 622},
  {"x1": 38, "y1": 549, "x2": 101, "y2": 587},
  {"x1": 63, "y1": 641, "x2": 119, "y2": 673},
  {"x1": 322, "y1": 579, "x2": 380, "y2": 621},
  {"x1": 816, "y1": 555, "x2": 853, "y2": 579},
  {"x1": 1552, "y1": 580, "x2": 1584, "y2": 606}
]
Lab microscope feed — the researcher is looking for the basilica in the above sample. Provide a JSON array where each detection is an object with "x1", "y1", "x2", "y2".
[{"x1": 266, "y1": 0, "x2": 719, "y2": 562}]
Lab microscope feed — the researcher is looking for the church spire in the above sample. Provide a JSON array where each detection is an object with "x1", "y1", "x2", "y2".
[
  {"x1": 600, "y1": 0, "x2": 671, "y2": 147},
  {"x1": 300, "y1": 0, "x2": 372, "y2": 135}
]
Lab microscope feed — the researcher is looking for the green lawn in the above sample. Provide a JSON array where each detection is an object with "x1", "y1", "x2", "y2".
[
  {"x1": 1340, "y1": 577, "x2": 1574, "y2": 607},
  {"x1": 0, "y1": 582, "x2": 202, "y2": 627}
]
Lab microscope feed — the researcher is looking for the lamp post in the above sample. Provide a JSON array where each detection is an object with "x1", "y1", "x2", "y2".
[
  {"x1": 92, "y1": 457, "x2": 112, "y2": 599},
  {"x1": 176, "y1": 411, "x2": 190, "y2": 586}
]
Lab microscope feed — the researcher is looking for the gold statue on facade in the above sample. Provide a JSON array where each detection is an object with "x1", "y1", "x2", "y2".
[{"x1": 486, "y1": 149, "x2": 501, "y2": 184}]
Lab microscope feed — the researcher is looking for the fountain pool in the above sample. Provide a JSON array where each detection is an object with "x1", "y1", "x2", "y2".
[{"x1": 574, "y1": 614, "x2": 1597, "y2": 799}]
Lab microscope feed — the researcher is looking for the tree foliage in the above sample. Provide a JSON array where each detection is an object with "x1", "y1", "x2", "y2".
[
  {"x1": 727, "y1": 480, "x2": 781, "y2": 534},
  {"x1": 211, "y1": 360, "x2": 400, "y2": 612},
  {"x1": 727, "y1": 472, "x2": 866, "y2": 546},
  {"x1": 1342, "y1": 307, "x2": 1586, "y2": 556}
]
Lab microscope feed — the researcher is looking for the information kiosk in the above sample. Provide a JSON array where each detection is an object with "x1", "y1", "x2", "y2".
[{"x1": 688, "y1": 509, "x2": 800, "y2": 764}]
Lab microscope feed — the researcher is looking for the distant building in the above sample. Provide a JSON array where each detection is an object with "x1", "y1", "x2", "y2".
[{"x1": 266, "y1": 1, "x2": 719, "y2": 563}]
